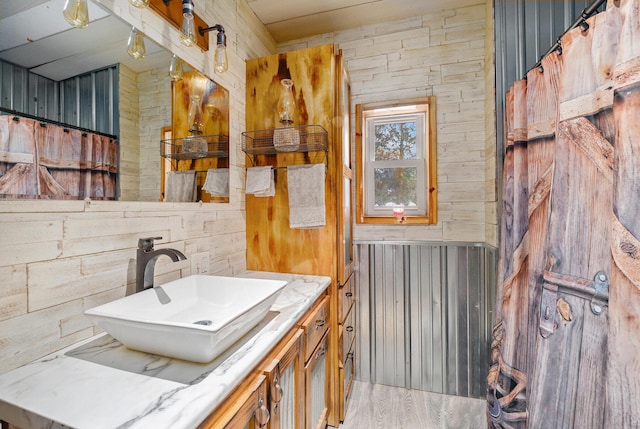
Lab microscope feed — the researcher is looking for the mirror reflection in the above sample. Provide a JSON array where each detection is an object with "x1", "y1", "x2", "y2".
[{"x1": 0, "y1": 0, "x2": 229, "y2": 202}]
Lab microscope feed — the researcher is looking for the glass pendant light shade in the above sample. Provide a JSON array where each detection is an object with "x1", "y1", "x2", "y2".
[
  {"x1": 127, "y1": 27, "x2": 146, "y2": 60},
  {"x1": 63, "y1": 0, "x2": 89, "y2": 28},
  {"x1": 128, "y1": 0, "x2": 150, "y2": 7},
  {"x1": 180, "y1": 0, "x2": 196, "y2": 47},
  {"x1": 214, "y1": 43, "x2": 228, "y2": 73},
  {"x1": 169, "y1": 55, "x2": 184, "y2": 81}
]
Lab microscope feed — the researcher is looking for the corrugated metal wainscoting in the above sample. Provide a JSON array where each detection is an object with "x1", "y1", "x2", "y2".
[{"x1": 354, "y1": 242, "x2": 496, "y2": 399}]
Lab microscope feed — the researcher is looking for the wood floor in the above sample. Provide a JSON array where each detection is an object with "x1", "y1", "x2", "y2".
[{"x1": 337, "y1": 381, "x2": 488, "y2": 429}]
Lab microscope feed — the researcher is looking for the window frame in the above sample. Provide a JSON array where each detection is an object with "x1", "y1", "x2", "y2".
[{"x1": 355, "y1": 98, "x2": 437, "y2": 225}]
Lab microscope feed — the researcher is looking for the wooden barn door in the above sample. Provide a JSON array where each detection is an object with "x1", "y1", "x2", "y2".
[{"x1": 489, "y1": 1, "x2": 640, "y2": 427}]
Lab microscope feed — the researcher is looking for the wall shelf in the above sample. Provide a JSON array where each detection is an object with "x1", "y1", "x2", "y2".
[
  {"x1": 161, "y1": 134, "x2": 229, "y2": 160},
  {"x1": 241, "y1": 125, "x2": 328, "y2": 166}
]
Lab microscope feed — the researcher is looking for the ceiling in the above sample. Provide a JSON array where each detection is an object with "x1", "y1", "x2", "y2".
[
  {"x1": 246, "y1": 0, "x2": 481, "y2": 43},
  {"x1": 0, "y1": 0, "x2": 480, "y2": 81}
]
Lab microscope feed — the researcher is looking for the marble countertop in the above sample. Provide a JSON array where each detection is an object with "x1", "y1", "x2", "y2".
[{"x1": 0, "y1": 272, "x2": 330, "y2": 429}]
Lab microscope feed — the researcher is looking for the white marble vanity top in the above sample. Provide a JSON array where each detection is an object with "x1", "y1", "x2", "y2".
[{"x1": 0, "y1": 272, "x2": 330, "y2": 429}]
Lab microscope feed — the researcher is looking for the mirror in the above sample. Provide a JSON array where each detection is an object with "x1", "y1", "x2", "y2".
[{"x1": 0, "y1": 0, "x2": 229, "y2": 202}]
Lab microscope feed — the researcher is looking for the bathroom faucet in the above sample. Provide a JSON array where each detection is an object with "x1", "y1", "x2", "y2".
[{"x1": 135, "y1": 237, "x2": 187, "y2": 293}]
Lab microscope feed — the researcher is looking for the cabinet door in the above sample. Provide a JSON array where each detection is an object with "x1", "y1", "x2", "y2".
[
  {"x1": 337, "y1": 55, "x2": 353, "y2": 287},
  {"x1": 200, "y1": 374, "x2": 270, "y2": 429},
  {"x1": 305, "y1": 331, "x2": 329, "y2": 429},
  {"x1": 263, "y1": 329, "x2": 304, "y2": 429}
]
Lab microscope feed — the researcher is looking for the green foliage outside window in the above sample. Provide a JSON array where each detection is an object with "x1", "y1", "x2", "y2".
[{"x1": 373, "y1": 122, "x2": 418, "y2": 207}]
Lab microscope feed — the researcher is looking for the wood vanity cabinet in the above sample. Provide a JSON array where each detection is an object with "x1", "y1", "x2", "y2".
[
  {"x1": 245, "y1": 43, "x2": 353, "y2": 427},
  {"x1": 199, "y1": 374, "x2": 270, "y2": 429},
  {"x1": 300, "y1": 296, "x2": 330, "y2": 429},
  {"x1": 261, "y1": 329, "x2": 304, "y2": 429},
  {"x1": 200, "y1": 294, "x2": 330, "y2": 429}
]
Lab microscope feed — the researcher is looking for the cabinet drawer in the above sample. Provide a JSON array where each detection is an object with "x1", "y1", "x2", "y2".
[
  {"x1": 338, "y1": 274, "x2": 354, "y2": 324},
  {"x1": 338, "y1": 345, "x2": 355, "y2": 422},
  {"x1": 301, "y1": 296, "x2": 329, "y2": 363},
  {"x1": 341, "y1": 305, "x2": 355, "y2": 360}
]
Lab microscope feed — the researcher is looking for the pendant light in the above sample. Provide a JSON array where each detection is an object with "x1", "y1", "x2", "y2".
[
  {"x1": 199, "y1": 25, "x2": 228, "y2": 73},
  {"x1": 180, "y1": 0, "x2": 196, "y2": 47},
  {"x1": 127, "y1": 27, "x2": 146, "y2": 60},
  {"x1": 169, "y1": 54, "x2": 184, "y2": 81},
  {"x1": 63, "y1": 0, "x2": 89, "y2": 28}
]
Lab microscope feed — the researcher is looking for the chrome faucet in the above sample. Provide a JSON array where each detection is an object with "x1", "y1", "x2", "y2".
[{"x1": 135, "y1": 237, "x2": 187, "y2": 293}]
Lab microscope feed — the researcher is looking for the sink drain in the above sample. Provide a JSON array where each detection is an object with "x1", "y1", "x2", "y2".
[{"x1": 193, "y1": 320, "x2": 213, "y2": 326}]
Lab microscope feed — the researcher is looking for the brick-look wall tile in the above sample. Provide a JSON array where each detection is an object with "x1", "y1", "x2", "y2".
[
  {"x1": 0, "y1": 0, "x2": 275, "y2": 375},
  {"x1": 278, "y1": 1, "x2": 492, "y2": 244}
]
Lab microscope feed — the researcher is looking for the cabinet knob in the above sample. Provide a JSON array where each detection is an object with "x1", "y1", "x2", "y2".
[
  {"x1": 316, "y1": 346, "x2": 326, "y2": 360},
  {"x1": 315, "y1": 319, "x2": 326, "y2": 330},
  {"x1": 346, "y1": 292, "x2": 353, "y2": 298},
  {"x1": 272, "y1": 379, "x2": 283, "y2": 404},
  {"x1": 256, "y1": 393, "x2": 270, "y2": 427},
  {"x1": 346, "y1": 326, "x2": 354, "y2": 332}
]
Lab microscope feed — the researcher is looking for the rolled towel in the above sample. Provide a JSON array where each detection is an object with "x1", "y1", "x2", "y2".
[
  {"x1": 246, "y1": 166, "x2": 275, "y2": 197},
  {"x1": 202, "y1": 168, "x2": 229, "y2": 197},
  {"x1": 287, "y1": 164, "x2": 325, "y2": 228},
  {"x1": 273, "y1": 127, "x2": 300, "y2": 152},
  {"x1": 165, "y1": 171, "x2": 197, "y2": 202}
]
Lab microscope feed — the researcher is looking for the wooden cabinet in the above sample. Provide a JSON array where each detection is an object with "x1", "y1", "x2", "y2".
[
  {"x1": 261, "y1": 329, "x2": 304, "y2": 429},
  {"x1": 200, "y1": 374, "x2": 270, "y2": 429},
  {"x1": 337, "y1": 273, "x2": 356, "y2": 421},
  {"x1": 245, "y1": 43, "x2": 353, "y2": 427},
  {"x1": 300, "y1": 296, "x2": 330, "y2": 429},
  {"x1": 201, "y1": 294, "x2": 330, "y2": 429},
  {"x1": 305, "y1": 331, "x2": 329, "y2": 429}
]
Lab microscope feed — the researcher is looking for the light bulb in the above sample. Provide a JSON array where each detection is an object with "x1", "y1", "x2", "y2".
[
  {"x1": 180, "y1": 0, "x2": 196, "y2": 47},
  {"x1": 214, "y1": 43, "x2": 228, "y2": 73},
  {"x1": 127, "y1": 27, "x2": 146, "y2": 60},
  {"x1": 213, "y1": 29, "x2": 228, "y2": 73},
  {"x1": 63, "y1": 0, "x2": 89, "y2": 28},
  {"x1": 169, "y1": 55, "x2": 184, "y2": 81},
  {"x1": 128, "y1": 0, "x2": 150, "y2": 7}
]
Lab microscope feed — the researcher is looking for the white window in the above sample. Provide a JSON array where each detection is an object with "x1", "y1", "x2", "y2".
[{"x1": 356, "y1": 99, "x2": 437, "y2": 225}]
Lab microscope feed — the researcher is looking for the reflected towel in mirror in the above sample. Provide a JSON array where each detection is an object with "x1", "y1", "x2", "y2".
[
  {"x1": 202, "y1": 168, "x2": 229, "y2": 197},
  {"x1": 287, "y1": 164, "x2": 325, "y2": 228},
  {"x1": 165, "y1": 171, "x2": 197, "y2": 202},
  {"x1": 246, "y1": 166, "x2": 274, "y2": 197}
]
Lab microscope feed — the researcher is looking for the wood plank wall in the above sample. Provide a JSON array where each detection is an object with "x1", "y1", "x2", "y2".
[
  {"x1": 277, "y1": 1, "x2": 496, "y2": 247},
  {"x1": 0, "y1": 0, "x2": 276, "y2": 375}
]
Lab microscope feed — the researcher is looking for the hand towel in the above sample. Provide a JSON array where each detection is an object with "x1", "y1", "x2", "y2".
[
  {"x1": 246, "y1": 166, "x2": 275, "y2": 197},
  {"x1": 202, "y1": 168, "x2": 229, "y2": 197},
  {"x1": 287, "y1": 164, "x2": 325, "y2": 228},
  {"x1": 165, "y1": 171, "x2": 197, "y2": 202}
]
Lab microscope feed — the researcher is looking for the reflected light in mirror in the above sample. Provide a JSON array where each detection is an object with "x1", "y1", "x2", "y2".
[
  {"x1": 63, "y1": 0, "x2": 90, "y2": 28},
  {"x1": 129, "y1": 0, "x2": 150, "y2": 8},
  {"x1": 169, "y1": 54, "x2": 184, "y2": 81},
  {"x1": 127, "y1": 27, "x2": 146, "y2": 60}
]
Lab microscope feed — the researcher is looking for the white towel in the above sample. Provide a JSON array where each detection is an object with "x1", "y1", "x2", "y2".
[
  {"x1": 202, "y1": 168, "x2": 229, "y2": 197},
  {"x1": 165, "y1": 171, "x2": 197, "y2": 202},
  {"x1": 287, "y1": 164, "x2": 325, "y2": 228},
  {"x1": 246, "y1": 166, "x2": 275, "y2": 197}
]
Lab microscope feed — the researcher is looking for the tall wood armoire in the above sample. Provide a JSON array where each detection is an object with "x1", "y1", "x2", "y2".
[{"x1": 245, "y1": 44, "x2": 354, "y2": 427}]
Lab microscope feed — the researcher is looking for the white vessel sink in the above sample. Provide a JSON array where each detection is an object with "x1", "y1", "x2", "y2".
[{"x1": 85, "y1": 275, "x2": 287, "y2": 363}]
